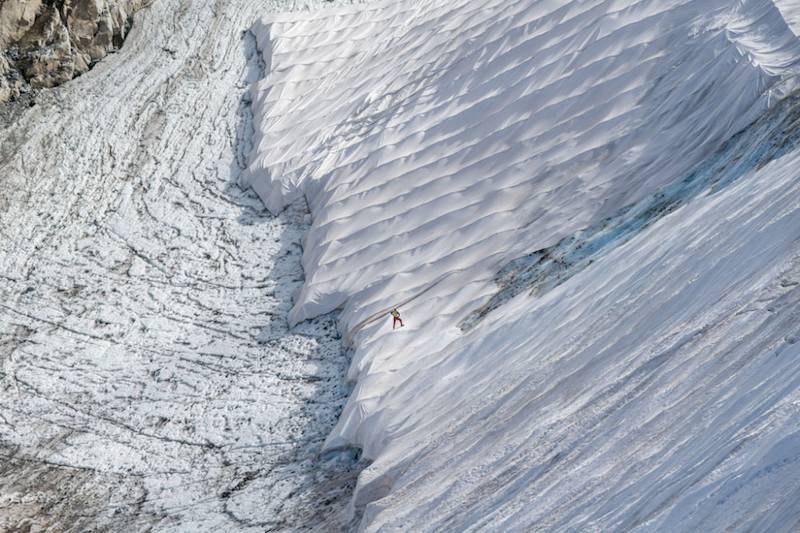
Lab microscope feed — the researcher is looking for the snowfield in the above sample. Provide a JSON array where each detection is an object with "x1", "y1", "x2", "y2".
[{"x1": 242, "y1": 0, "x2": 800, "y2": 530}]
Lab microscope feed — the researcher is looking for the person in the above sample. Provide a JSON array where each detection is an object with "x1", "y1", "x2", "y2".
[{"x1": 390, "y1": 307, "x2": 404, "y2": 329}]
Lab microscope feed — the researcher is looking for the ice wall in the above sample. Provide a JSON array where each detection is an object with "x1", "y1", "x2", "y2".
[
  {"x1": 244, "y1": 0, "x2": 800, "y2": 329},
  {"x1": 243, "y1": 0, "x2": 800, "y2": 529}
]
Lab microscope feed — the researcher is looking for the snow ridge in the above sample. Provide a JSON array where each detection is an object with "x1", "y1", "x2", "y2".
[{"x1": 243, "y1": 0, "x2": 800, "y2": 529}]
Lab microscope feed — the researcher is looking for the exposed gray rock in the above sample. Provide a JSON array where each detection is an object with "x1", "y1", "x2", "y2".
[
  {"x1": 0, "y1": 0, "x2": 149, "y2": 102},
  {"x1": 0, "y1": 53, "x2": 23, "y2": 102}
]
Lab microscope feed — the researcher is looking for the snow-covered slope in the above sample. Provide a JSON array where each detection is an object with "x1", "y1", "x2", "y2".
[{"x1": 242, "y1": 0, "x2": 800, "y2": 530}]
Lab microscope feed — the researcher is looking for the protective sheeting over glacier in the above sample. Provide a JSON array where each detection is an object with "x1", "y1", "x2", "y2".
[{"x1": 243, "y1": 0, "x2": 800, "y2": 530}]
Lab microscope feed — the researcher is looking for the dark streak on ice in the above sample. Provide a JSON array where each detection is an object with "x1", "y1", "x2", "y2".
[{"x1": 462, "y1": 90, "x2": 800, "y2": 331}]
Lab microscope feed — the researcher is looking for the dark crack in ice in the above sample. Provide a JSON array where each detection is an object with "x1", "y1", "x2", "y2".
[{"x1": 0, "y1": 0, "x2": 364, "y2": 531}]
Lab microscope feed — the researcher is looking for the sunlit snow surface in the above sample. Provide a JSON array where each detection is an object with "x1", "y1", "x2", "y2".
[{"x1": 243, "y1": 0, "x2": 800, "y2": 530}]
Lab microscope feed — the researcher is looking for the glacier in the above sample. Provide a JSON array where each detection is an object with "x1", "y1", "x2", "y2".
[
  {"x1": 0, "y1": 0, "x2": 367, "y2": 530},
  {"x1": 242, "y1": 0, "x2": 800, "y2": 530}
]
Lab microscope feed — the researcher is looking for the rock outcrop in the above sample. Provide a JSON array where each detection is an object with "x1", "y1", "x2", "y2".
[{"x1": 0, "y1": 0, "x2": 149, "y2": 102}]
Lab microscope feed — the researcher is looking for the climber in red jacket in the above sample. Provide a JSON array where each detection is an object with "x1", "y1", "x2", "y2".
[{"x1": 390, "y1": 307, "x2": 404, "y2": 329}]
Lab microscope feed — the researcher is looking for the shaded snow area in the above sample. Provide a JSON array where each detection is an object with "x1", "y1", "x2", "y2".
[
  {"x1": 0, "y1": 1, "x2": 369, "y2": 531},
  {"x1": 242, "y1": 0, "x2": 800, "y2": 530}
]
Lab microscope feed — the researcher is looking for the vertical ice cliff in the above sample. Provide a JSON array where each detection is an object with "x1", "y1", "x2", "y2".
[{"x1": 243, "y1": 0, "x2": 800, "y2": 530}]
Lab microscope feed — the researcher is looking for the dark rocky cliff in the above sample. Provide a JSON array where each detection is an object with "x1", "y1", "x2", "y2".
[{"x1": 0, "y1": 0, "x2": 150, "y2": 102}]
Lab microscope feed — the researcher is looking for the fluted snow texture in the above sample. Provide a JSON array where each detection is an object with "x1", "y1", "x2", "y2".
[{"x1": 243, "y1": 0, "x2": 800, "y2": 530}]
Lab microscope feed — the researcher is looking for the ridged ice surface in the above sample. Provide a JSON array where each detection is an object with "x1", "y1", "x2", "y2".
[
  {"x1": 0, "y1": 1, "x2": 367, "y2": 531},
  {"x1": 243, "y1": 0, "x2": 800, "y2": 530}
]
